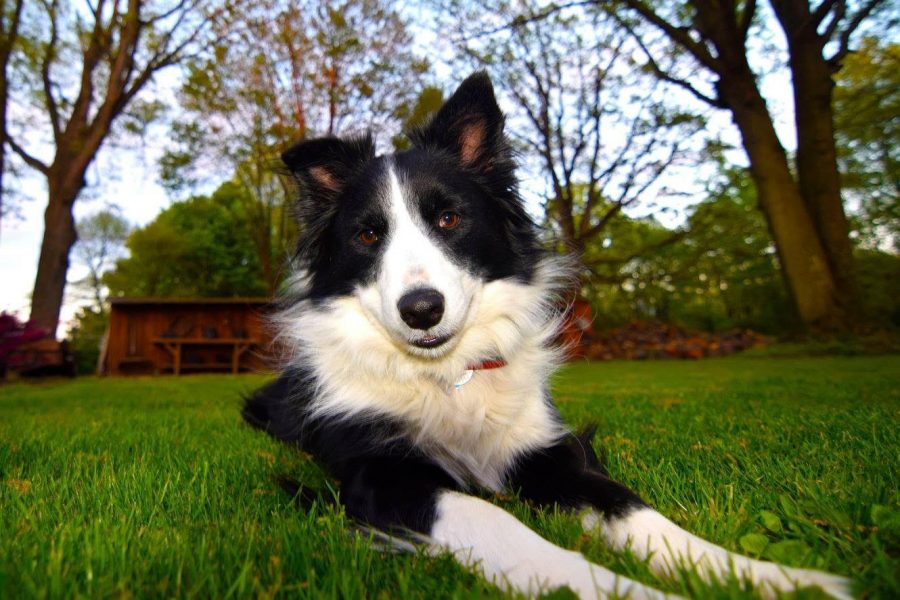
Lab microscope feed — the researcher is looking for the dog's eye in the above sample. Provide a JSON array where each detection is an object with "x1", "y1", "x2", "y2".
[
  {"x1": 437, "y1": 211, "x2": 461, "y2": 230},
  {"x1": 358, "y1": 228, "x2": 379, "y2": 246}
]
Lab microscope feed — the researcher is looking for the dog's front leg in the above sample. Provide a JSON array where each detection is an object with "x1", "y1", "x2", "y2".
[
  {"x1": 338, "y1": 455, "x2": 671, "y2": 599},
  {"x1": 432, "y1": 491, "x2": 674, "y2": 599},
  {"x1": 510, "y1": 435, "x2": 853, "y2": 599},
  {"x1": 588, "y1": 506, "x2": 852, "y2": 600}
]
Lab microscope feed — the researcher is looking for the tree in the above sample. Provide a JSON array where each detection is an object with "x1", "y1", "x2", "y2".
[
  {"x1": 605, "y1": 0, "x2": 894, "y2": 329},
  {"x1": 833, "y1": 38, "x2": 899, "y2": 250},
  {"x1": 391, "y1": 85, "x2": 445, "y2": 151},
  {"x1": 583, "y1": 166, "x2": 793, "y2": 333},
  {"x1": 6, "y1": 0, "x2": 228, "y2": 335},
  {"x1": 662, "y1": 167, "x2": 792, "y2": 332},
  {"x1": 104, "y1": 182, "x2": 269, "y2": 298},
  {"x1": 72, "y1": 208, "x2": 130, "y2": 312},
  {"x1": 161, "y1": 0, "x2": 429, "y2": 293},
  {"x1": 444, "y1": 1, "x2": 702, "y2": 262},
  {"x1": 0, "y1": 0, "x2": 24, "y2": 231},
  {"x1": 587, "y1": 162, "x2": 900, "y2": 332},
  {"x1": 67, "y1": 305, "x2": 109, "y2": 374},
  {"x1": 854, "y1": 249, "x2": 900, "y2": 327}
]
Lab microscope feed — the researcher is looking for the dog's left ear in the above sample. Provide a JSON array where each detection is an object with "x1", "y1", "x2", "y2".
[
  {"x1": 281, "y1": 135, "x2": 375, "y2": 203},
  {"x1": 411, "y1": 71, "x2": 507, "y2": 172}
]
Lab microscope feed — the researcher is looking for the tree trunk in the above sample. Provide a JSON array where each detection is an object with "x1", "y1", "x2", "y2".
[
  {"x1": 0, "y1": 69, "x2": 6, "y2": 227},
  {"x1": 30, "y1": 181, "x2": 78, "y2": 335},
  {"x1": 717, "y1": 67, "x2": 842, "y2": 327},
  {"x1": 0, "y1": 0, "x2": 25, "y2": 236},
  {"x1": 0, "y1": 88, "x2": 6, "y2": 229},
  {"x1": 785, "y1": 29, "x2": 858, "y2": 312}
]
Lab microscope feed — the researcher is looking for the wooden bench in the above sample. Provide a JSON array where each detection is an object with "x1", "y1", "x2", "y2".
[{"x1": 153, "y1": 337, "x2": 258, "y2": 375}]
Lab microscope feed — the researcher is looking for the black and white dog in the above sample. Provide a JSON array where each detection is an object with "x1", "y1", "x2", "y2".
[{"x1": 244, "y1": 73, "x2": 850, "y2": 599}]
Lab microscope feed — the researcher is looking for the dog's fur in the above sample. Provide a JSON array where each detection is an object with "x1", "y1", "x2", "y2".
[{"x1": 243, "y1": 73, "x2": 851, "y2": 599}]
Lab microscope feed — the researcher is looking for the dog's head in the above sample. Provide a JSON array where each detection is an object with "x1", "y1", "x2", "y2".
[{"x1": 282, "y1": 72, "x2": 542, "y2": 359}]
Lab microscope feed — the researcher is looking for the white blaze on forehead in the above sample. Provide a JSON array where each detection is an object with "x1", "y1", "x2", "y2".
[
  {"x1": 382, "y1": 167, "x2": 446, "y2": 289},
  {"x1": 380, "y1": 166, "x2": 466, "y2": 299}
]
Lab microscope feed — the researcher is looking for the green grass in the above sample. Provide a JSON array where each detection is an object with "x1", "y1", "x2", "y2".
[{"x1": 1, "y1": 356, "x2": 898, "y2": 599}]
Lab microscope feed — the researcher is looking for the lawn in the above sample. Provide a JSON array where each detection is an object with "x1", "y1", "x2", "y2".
[{"x1": 1, "y1": 356, "x2": 898, "y2": 599}]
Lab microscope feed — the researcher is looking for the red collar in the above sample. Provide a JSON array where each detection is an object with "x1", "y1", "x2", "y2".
[{"x1": 466, "y1": 359, "x2": 507, "y2": 370}]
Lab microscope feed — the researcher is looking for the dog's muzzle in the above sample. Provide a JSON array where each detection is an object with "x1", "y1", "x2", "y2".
[{"x1": 397, "y1": 288, "x2": 444, "y2": 330}]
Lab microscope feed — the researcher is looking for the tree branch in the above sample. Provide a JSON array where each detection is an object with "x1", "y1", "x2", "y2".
[
  {"x1": 583, "y1": 200, "x2": 628, "y2": 242},
  {"x1": 593, "y1": 95, "x2": 652, "y2": 196},
  {"x1": 7, "y1": 135, "x2": 49, "y2": 174},
  {"x1": 69, "y1": 0, "x2": 111, "y2": 130},
  {"x1": 122, "y1": 0, "x2": 223, "y2": 106},
  {"x1": 142, "y1": 0, "x2": 191, "y2": 26},
  {"x1": 582, "y1": 115, "x2": 687, "y2": 243},
  {"x1": 513, "y1": 63, "x2": 564, "y2": 200},
  {"x1": 40, "y1": 0, "x2": 62, "y2": 141},
  {"x1": 0, "y1": 0, "x2": 25, "y2": 48},
  {"x1": 739, "y1": 0, "x2": 758, "y2": 40},
  {"x1": 810, "y1": 0, "x2": 840, "y2": 28},
  {"x1": 615, "y1": 0, "x2": 722, "y2": 73},
  {"x1": 615, "y1": 13, "x2": 723, "y2": 108},
  {"x1": 828, "y1": 0, "x2": 885, "y2": 68},
  {"x1": 581, "y1": 41, "x2": 622, "y2": 235},
  {"x1": 453, "y1": 0, "x2": 594, "y2": 42},
  {"x1": 819, "y1": 0, "x2": 847, "y2": 43},
  {"x1": 585, "y1": 229, "x2": 688, "y2": 267}
]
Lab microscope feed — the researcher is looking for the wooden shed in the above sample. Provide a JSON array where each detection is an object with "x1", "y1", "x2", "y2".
[{"x1": 101, "y1": 298, "x2": 276, "y2": 376}]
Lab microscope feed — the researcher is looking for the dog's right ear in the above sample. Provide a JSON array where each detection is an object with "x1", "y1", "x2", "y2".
[
  {"x1": 410, "y1": 72, "x2": 507, "y2": 173},
  {"x1": 281, "y1": 135, "x2": 375, "y2": 202}
]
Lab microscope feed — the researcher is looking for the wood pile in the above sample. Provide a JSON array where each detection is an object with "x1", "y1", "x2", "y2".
[{"x1": 567, "y1": 320, "x2": 766, "y2": 361}]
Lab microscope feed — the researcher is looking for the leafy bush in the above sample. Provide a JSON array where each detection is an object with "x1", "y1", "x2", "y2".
[{"x1": 67, "y1": 307, "x2": 109, "y2": 375}]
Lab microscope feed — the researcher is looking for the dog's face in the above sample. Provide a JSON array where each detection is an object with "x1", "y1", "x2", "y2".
[{"x1": 282, "y1": 73, "x2": 540, "y2": 358}]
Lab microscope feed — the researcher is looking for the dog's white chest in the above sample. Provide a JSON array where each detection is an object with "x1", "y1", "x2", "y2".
[
  {"x1": 383, "y1": 360, "x2": 562, "y2": 490},
  {"x1": 309, "y1": 352, "x2": 562, "y2": 490}
]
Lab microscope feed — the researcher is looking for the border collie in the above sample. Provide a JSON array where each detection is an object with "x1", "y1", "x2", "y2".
[{"x1": 243, "y1": 73, "x2": 850, "y2": 599}]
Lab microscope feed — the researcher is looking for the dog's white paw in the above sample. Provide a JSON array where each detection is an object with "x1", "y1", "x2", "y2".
[
  {"x1": 574, "y1": 562, "x2": 681, "y2": 600},
  {"x1": 592, "y1": 508, "x2": 853, "y2": 600},
  {"x1": 755, "y1": 564, "x2": 853, "y2": 600}
]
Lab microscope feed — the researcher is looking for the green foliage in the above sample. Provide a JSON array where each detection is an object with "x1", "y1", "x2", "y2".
[
  {"x1": 1, "y1": 357, "x2": 898, "y2": 597},
  {"x1": 579, "y1": 211, "x2": 679, "y2": 327},
  {"x1": 583, "y1": 160, "x2": 900, "y2": 333},
  {"x1": 66, "y1": 307, "x2": 108, "y2": 375},
  {"x1": 739, "y1": 532, "x2": 769, "y2": 556},
  {"x1": 76, "y1": 210, "x2": 130, "y2": 246},
  {"x1": 104, "y1": 182, "x2": 268, "y2": 299},
  {"x1": 157, "y1": 122, "x2": 205, "y2": 195},
  {"x1": 584, "y1": 168, "x2": 793, "y2": 333},
  {"x1": 117, "y1": 98, "x2": 168, "y2": 138},
  {"x1": 663, "y1": 170, "x2": 793, "y2": 332},
  {"x1": 855, "y1": 249, "x2": 900, "y2": 327},
  {"x1": 834, "y1": 38, "x2": 900, "y2": 250},
  {"x1": 391, "y1": 86, "x2": 444, "y2": 151},
  {"x1": 73, "y1": 208, "x2": 131, "y2": 311}
]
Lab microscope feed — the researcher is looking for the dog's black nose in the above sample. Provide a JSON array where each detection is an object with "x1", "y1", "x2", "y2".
[{"x1": 398, "y1": 288, "x2": 445, "y2": 330}]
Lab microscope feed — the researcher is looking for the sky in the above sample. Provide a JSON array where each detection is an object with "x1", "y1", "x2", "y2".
[
  {"x1": 0, "y1": 5, "x2": 799, "y2": 338},
  {"x1": 0, "y1": 146, "x2": 174, "y2": 329}
]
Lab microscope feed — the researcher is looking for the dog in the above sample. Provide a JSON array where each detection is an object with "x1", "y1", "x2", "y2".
[{"x1": 243, "y1": 72, "x2": 851, "y2": 599}]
